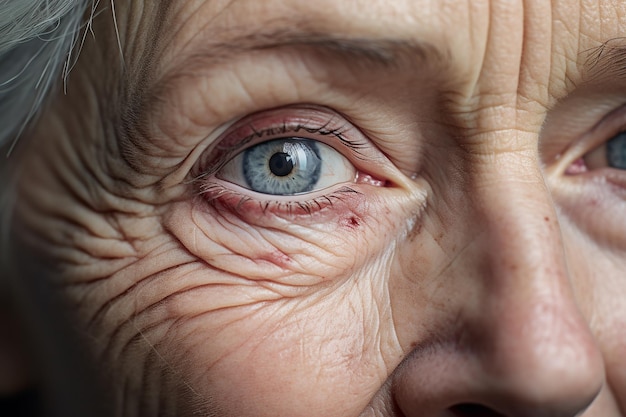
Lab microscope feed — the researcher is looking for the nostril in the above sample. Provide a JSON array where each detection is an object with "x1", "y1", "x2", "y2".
[{"x1": 449, "y1": 403, "x2": 506, "y2": 417}]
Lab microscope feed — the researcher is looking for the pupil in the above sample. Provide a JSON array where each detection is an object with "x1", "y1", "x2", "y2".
[{"x1": 269, "y1": 152, "x2": 294, "y2": 177}]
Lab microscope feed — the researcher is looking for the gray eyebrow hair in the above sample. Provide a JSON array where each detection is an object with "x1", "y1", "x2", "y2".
[{"x1": 583, "y1": 37, "x2": 626, "y2": 82}]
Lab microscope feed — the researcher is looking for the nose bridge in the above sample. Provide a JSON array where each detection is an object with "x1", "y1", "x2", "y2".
[
  {"x1": 472, "y1": 151, "x2": 564, "y2": 295},
  {"x1": 457, "y1": 145, "x2": 604, "y2": 413}
]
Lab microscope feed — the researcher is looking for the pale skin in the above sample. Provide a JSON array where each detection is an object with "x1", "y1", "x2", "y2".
[{"x1": 5, "y1": 0, "x2": 626, "y2": 415}]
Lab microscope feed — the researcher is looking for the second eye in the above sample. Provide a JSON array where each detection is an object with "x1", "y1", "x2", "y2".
[
  {"x1": 217, "y1": 138, "x2": 357, "y2": 196},
  {"x1": 583, "y1": 131, "x2": 626, "y2": 171}
]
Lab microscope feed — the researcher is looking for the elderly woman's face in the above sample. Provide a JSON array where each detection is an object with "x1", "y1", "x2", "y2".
[{"x1": 11, "y1": 0, "x2": 626, "y2": 415}]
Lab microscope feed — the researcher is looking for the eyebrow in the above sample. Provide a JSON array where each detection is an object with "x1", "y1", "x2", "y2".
[
  {"x1": 582, "y1": 37, "x2": 626, "y2": 82},
  {"x1": 161, "y1": 26, "x2": 443, "y2": 81}
]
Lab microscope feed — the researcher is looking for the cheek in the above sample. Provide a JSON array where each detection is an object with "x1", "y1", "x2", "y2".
[
  {"x1": 24, "y1": 191, "x2": 410, "y2": 416},
  {"x1": 137, "y1": 199, "x2": 406, "y2": 415},
  {"x1": 588, "y1": 260, "x2": 626, "y2": 412},
  {"x1": 87, "y1": 246, "x2": 400, "y2": 417},
  {"x1": 169, "y1": 288, "x2": 393, "y2": 417},
  {"x1": 12, "y1": 120, "x2": 420, "y2": 415}
]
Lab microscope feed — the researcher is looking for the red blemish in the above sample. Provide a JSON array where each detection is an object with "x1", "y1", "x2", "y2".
[
  {"x1": 260, "y1": 250, "x2": 291, "y2": 267},
  {"x1": 343, "y1": 216, "x2": 361, "y2": 229},
  {"x1": 544, "y1": 216, "x2": 550, "y2": 222}
]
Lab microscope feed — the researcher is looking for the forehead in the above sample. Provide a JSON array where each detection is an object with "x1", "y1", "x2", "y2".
[
  {"x1": 150, "y1": 0, "x2": 626, "y2": 91},
  {"x1": 98, "y1": 0, "x2": 626, "y2": 166}
]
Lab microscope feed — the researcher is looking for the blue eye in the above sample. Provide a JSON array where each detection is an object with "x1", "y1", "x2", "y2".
[
  {"x1": 606, "y1": 132, "x2": 626, "y2": 170},
  {"x1": 242, "y1": 139, "x2": 321, "y2": 195},
  {"x1": 217, "y1": 137, "x2": 356, "y2": 196}
]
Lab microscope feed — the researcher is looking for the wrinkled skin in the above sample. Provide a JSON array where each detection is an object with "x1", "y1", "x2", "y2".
[{"x1": 6, "y1": 0, "x2": 626, "y2": 415}]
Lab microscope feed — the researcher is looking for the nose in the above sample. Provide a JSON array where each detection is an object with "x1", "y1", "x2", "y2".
[{"x1": 392, "y1": 152, "x2": 605, "y2": 417}]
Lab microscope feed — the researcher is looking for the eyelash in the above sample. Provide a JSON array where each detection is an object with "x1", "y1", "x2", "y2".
[
  {"x1": 193, "y1": 120, "x2": 367, "y2": 179},
  {"x1": 246, "y1": 123, "x2": 367, "y2": 154},
  {"x1": 196, "y1": 182, "x2": 363, "y2": 218},
  {"x1": 190, "y1": 112, "x2": 375, "y2": 218}
]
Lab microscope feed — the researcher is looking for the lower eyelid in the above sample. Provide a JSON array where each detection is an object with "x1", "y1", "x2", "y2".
[{"x1": 196, "y1": 180, "x2": 368, "y2": 221}]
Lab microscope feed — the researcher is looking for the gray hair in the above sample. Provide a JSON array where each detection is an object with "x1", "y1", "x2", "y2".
[
  {"x1": 0, "y1": 0, "x2": 92, "y2": 154},
  {"x1": 0, "y1": 1, "x2": 92, "y2": 296},
  {"x1": 1, "y1": 6, "x2": 108, "y2": 412}
]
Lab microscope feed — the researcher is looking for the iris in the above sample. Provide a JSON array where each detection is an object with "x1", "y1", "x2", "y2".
[
  {"x1": 242, "y1": 138, "x2": 322, "y2": 195},
  {"x1": 607, "y1": 132, "x2": 626, "y2": 170}
]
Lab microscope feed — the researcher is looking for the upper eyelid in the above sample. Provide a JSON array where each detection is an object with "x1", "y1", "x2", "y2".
[
  {"x1": 186, "y1": 105, "x2": 420, "y2": 194},
  {"x1": 573, "y1": 104, "x2": 626, "y2": 155},
  {"x1": 211, "y1": 104, "x2": 356, "y2": 149},
  {"x1": 548, "y1": 103, "x2": 626, "y2": 175},
  {"x1": 224, "y1": 123, "x2": 368, "y2": 157},
  {"x1": 191, "y1": 107, "x2": 372, "y2": 177}
]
